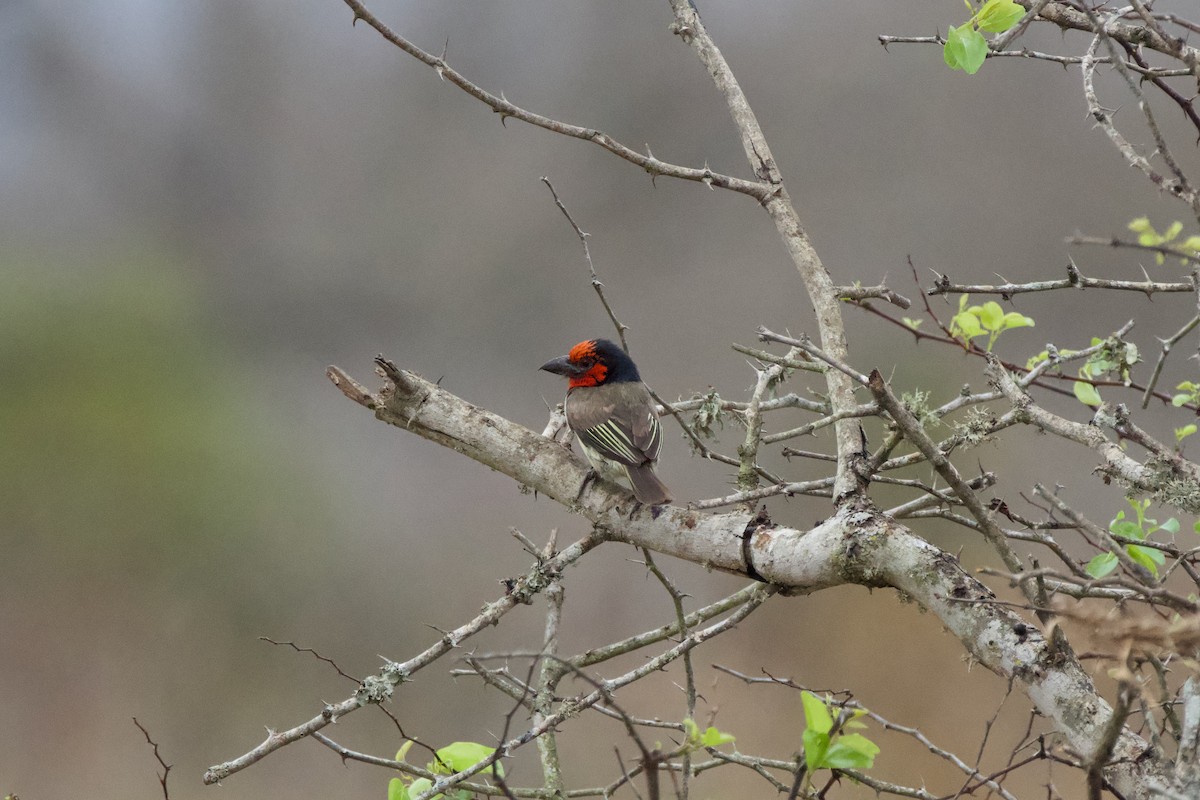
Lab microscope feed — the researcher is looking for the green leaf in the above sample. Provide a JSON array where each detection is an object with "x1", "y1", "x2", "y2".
[
  {"x1": 977, "y1": 0, "x2": 1025, "y2": 32},
  {"x1": 902, "y1": 317, "x2": 923, "y2": 330},
  {"x1": 1084, "y1": 351, "x2": 1119, "y2": 378},
  {"x1": 1026, "y1": 350, "x2": 1049, "y2": 370},
  {"x1": 951, "y1": 311, "x2": 985, "y2": 340},
  {"x1": 978, "y1": 301, "x2": 1005, "y2": 330},
  {"x1": 1182, "y1": 235, "x2": 1200, "y2": 253},
  {"x1": 1164, "y1": 221, "x2": 1184, "y2": 242},
  {"x1": 1128, "y1": 544, "x2": 1163, "y2": 574},
  {"x1": 1193, "y1": 520, "x2": 1200, "y2": 534},
  {"x1": 800, "y1": 691, "x2": 880, "y2": 775},
  {"x1": 1133, "y1": 217, "x2": 1163, "y2": 246},
  {"x1": 1174, "y1": 381, "x2": 1200, "y2": 408},
  {"x1": 801, "y1": 691, "x2": 834, "y2": 734},
  {"x1": 1161, "y1": 517, "x2": 1182, "y2": 534},
  {"x1": 700, "y1": 726, "x2": 736, "y2": 747},
  {"x1": 959, "y1": 28, "x2": 989, "y2": 74},
  {"x1": 407, "y1": 779, "x2": 435, "y2": 800},
  {"x1": 944, "y1": 25, "x2": 966, "y2": 70},
  {"x1": 1074, "y1": 381, "x2": 1102, "y2": 407},
  {"x1": 1001, "y1": 312, "x2": 1035, "y2": 329},
  {"x1": 803, "y1": 727, "x2": 829, "y2": 776},
  {"x1": 823, "y1": 733, "x2": 881, "y2": 769},
  {"x1": 1086, "y1": 552, "x2": 1118, "y2": 578},
  {"x1": 430, "y1": 742, "x2": 502, "y2": 778},
  {"x1": 1133, "y1": 543, "x2": 1165, "y2": 565},
  {"x1": 1110, "y1": 520, "x2": 1143, "y2": 540},
  {"x1": 389, "y1": 778, "x2": 410, "y2": 800},
  {"x1": 945, "y1": 25, "x2": 988, "y2": 74},
  {"x1": 682, "y1": 718, "x2": 735, "y2": 749}
]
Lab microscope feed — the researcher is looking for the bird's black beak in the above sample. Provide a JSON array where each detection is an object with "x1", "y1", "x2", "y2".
[{"x1": 540, "y1": 355, "x2": 586, "y2": 377}]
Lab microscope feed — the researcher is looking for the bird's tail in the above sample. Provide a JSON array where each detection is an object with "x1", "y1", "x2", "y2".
[{"x1": 626, "y1": 464, "x2": 673, "y2": 505}]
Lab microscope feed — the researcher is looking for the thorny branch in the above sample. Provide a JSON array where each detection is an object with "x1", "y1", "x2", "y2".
[
  {"x1": 204, "y1": 530, "x2": 605, "y2": 784},
  {"x1": 133, "y1": 718, "x2": 172, "y2": 800},
  {"x1": 338, "y1": 0, "x2": 771, "y2": 202},
  {"x1": 926, "y1": 259, "x2": 1195, "y2": 299}
]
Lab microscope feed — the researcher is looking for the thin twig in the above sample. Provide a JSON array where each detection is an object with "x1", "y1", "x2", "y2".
[
  {"x1": 1067, "y1": 235, "x2": 1200, "y2": 269},
  {"x1": 640, "y1": 548, "x2": 696, "y2": 800},
  {"x1": 1086, "y1": 681, "x2": 1136, "y2": 800},
  {"x1": 413, "y1": 586, "x2": 777, "y2": 800},
  {"x1": 204, "y1": 531, "x2": 604, "y2": 784},
  {"x1": 542, "y1": 177, "x2": 629, "y2": 352},
  {"x1": 338, "y1": 1, "x2": 772, "y2": 200},
  {"x1": 735, "y1": 349, "x2": 799, "y2": 505},
  {"x1": 259, "y1": 637, "x2": 360, "y2": 682},
  {"x1": 533, "y1": 574, "x2": 567, "y2": 797},
  {"x1": 133, "y1": 718, "x2": 172, "y2": 800},
  {"x1": 1141, "y1": 267, "x2": 1200, "y2": 408}
]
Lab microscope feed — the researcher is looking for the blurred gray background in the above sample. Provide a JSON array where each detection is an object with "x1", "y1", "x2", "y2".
[{"x1": 3, "y1": 0, "x2": 1197, "y2": 797}]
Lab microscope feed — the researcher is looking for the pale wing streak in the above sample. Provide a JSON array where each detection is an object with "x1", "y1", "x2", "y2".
[
  {"x1": 645, "y1": 414, "x2": 662, "y2": 461},
  {"x1": 584, "y1": 420, "x2": 641, "y2": 464}
]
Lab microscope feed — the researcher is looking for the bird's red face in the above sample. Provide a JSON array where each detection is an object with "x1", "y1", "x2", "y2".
[{"x1": 540, "y1": 340, "x2": 609, "y2": 388}]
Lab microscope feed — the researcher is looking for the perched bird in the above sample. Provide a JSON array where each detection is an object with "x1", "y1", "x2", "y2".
[{"x1": 541, "y1": 339, "x2": 673, "y2": 505}]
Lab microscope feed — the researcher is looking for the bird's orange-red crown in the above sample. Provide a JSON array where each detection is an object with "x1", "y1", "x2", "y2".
[
  {"x1": 567, "y1": 340, "x2": 607, "y2": 388},
  {"x1": 568, "y1": 340, "x2": 599, "y2": 363}
]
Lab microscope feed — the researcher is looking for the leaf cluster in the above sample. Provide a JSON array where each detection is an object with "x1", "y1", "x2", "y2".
[
  {"x1": 1085, "y1": 498, "x2": 1188, "y2": 579},
  {"x1": 1173, "y1": 383, "x2": 1200, "y2": 445},
  {"x1": 800, "y1": 691, "x2": 879, "y2": 790},
  {"x1": 948, "y1": 294, "x2": 1034, "y2": 352},
  {"x1": 1128, "y1": 218, "x2": 1200, "y2": 265},
  {"x1": 387, "y1": 741, "x2": 502, "y2": 800},
  {"x1": 944, "y1": 0, "x2": 1024, "y2": 74},
  {"x1": 1071, "y1": 338, "x2": 1139, "y2": 408},
  {"x1": 682, "y1": 717, "x2": 736, "y2": 751}
]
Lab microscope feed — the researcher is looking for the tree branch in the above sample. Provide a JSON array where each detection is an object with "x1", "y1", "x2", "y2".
[
  {"x1": 314, "y1": 357, "x2": 1164, "y2": 797},
  {"x1": 204, "y1": 517, "x2": 605, "y2": 785},
  {"x1": 666, "y1": 1, "x2": 861, "y2": 500},
  {"x1": 336, "y1": 1, "x2": 771, "y2": 202}
]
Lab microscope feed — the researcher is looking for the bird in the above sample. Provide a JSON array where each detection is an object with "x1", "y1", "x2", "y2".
[{"x1": 540, "y1": 338, "x2": 673, "y2": 505}]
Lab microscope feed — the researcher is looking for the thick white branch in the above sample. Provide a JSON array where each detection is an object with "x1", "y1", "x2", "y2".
[{"x1": 327, "y1": 359, "x2": 1164, "y2": 798}]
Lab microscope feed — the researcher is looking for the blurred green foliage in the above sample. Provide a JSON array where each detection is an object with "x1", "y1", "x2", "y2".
[{"x1": 0, "y1": 257, "x2": 329, "y2": 591}]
